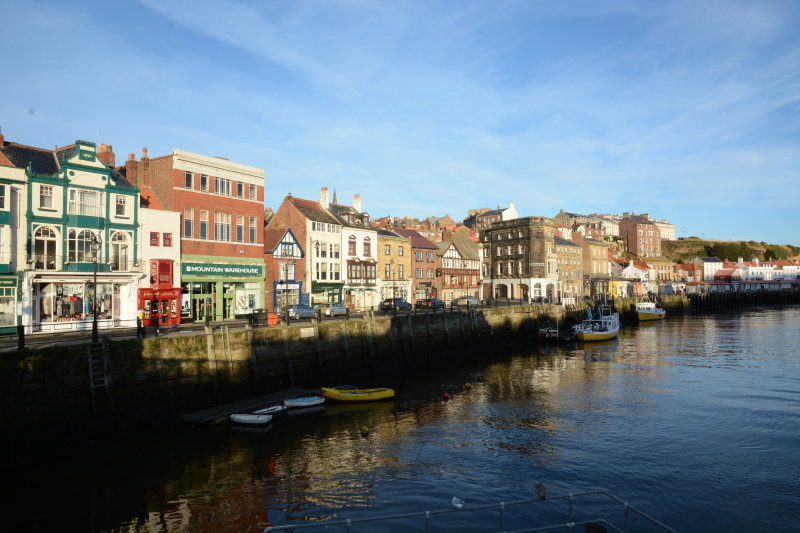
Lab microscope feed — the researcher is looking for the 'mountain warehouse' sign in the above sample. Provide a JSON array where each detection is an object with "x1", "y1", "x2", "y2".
[{"x1": 182, "y1": 263, "x2": 263, "y2": 277}]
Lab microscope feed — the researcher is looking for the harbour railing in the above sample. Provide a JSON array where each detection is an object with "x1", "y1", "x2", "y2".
[{"x1": 263, "y1": 488, "x2": 678, "y2": 532}]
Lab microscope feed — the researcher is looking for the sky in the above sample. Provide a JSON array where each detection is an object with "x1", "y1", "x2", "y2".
[{"x1": 1, "y1": 0, "x2": 798, "y2": 244}]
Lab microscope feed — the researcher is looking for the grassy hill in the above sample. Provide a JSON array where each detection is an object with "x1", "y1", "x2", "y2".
[{"x1": 661, "y1": 239, "x2": 800, "y2": 264}]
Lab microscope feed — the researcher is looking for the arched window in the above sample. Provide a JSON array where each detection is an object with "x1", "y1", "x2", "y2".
[
  {"x1": 33, "y1": 226, "x2": 58, "y2": 270},
  {"x1": 363, "y1": 236, "x2": 371, "y2": 257},
  {"x1": 110, "y1": 232, "x2": 129, "y2": 271},
  {"x1": 68, "y1": 229, "x2": 99, "y2": 263}
]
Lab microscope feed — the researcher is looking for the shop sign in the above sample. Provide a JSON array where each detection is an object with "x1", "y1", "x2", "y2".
[
  {"x1": 0, "y1": 278, "x2": 17, "y2": 287},
  {"x1": 182, "y1": 262, "x2": 263, "y2": 277},
  {"x1": 138, "y1": 288, "x2": 182, "y2": 299}
]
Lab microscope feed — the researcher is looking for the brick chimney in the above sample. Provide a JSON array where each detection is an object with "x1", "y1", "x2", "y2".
[
  {"x1": 353, "y1": 193, "x2": 362, "y2": 212},
  {"x1": 140, "y1": 147, "x2": 151, "y2": 189},
  {"x1": 97, "y1": 144, "x2": 115, "y2": 167},
  {"x1": 125, "y1": 153, "x2": 138, "y2": 185},
  {"x1": 0, "y1": 126, "x2": 4, "y2": 145},
  {"x1": 320, "y1": 187, "x2": 329, "y2": 209}
]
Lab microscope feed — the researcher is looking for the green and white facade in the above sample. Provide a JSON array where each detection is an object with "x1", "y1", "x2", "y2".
[{"x1": 18, "y1": 140, "x2": 142, "y2": 333}]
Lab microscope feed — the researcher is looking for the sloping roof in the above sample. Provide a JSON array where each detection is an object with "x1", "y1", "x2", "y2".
[
  {"x1": 436, "y1": 241, "x2": 453, "y2": 255},
  {"x1": 393, "y1": 228, "x2": 439, "y2": 249},
  {"x1": 376, "y1": 228, "x2": 403, "y2": 238},
  {"x1": 451, "y1": 230, "x2": 479, "y2": 260},
  {"x1": 698, "y1": 257, "x2": 722, "y2": 263},
  {"x1": 632, "y1": 259, "x2": 650, "y2": 270},
  {"x1": 628, "y1": 214, "x2": 655, "y2": 225},
  {"x1": 328, "y1": 202, "x2": 371, "y2": 228},
  {"x1": 478, "y1": 208, "x2": 503, "y2": 217},
  {"x1": 0, "y1": 142, "x2": 59, "y2": 174},
  {"x1": 676, "y1": 263, "x2": 702, "y2": 270},
  {"x1": 264, "y1": 228, "x2": 287, "y2": 252},
  {"x1": 554, "y1": 236, "x2": 580, "y2": 247},
  {"x1": 288, "y1": 197, "x2": 340, "y2": 224},
  {"x1": 714, "y1": 269, "x2": 737, "y2": 277}
]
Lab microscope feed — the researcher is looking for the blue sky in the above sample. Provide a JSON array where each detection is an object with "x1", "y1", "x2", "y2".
[{"x1": 2, "y1": 0, "x2": 798, "y2": 244}]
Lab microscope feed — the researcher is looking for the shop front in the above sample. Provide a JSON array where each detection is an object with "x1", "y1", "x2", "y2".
[
  {"x1": 180, "y1": 260, "x2": 264, "y2": 322},
  {"x1": 0, "y1": 276, "x2": 19, "y2": 334},
  {"x1": 138, "y1": 259, "x2": 181, "y2": 326},
  {"x1": 273, "y1": 280, "x2": 304, "y2": 312},
  {"x1": 310, "y1": 282, "x2": 342, "y2": 306},
  {"x1": 26, "y1": 271, "x2": 139, "y2": 333}
]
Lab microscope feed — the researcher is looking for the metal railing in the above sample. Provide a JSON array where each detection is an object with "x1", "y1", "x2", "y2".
[{"x1": 263, "y1": 488, "x2": 677, "y2": 532}]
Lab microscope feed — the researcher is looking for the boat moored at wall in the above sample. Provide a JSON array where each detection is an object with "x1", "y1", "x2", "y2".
[
  {"x1": 635, "y1": 301, "x2": 666, "y2": 321},
  {"x1": 573, "y1": 304, "x2": 620, "y2": 341}
]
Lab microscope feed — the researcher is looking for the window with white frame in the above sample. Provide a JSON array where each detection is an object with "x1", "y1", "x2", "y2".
[
  {"x1": 68, "y1": 189, "x2": 99, "y2": 216},
  {"x1": 115, "y1": 196, "x2": 127, "y2": 216},
  {"x1": 215, "y1": 212, "x2": 231, "y2": 241},
  {"x1": 236, "y1": 182, "x2": 243, "y2": 198},
  {"x1": 200, "y1": 174, "x2": 208, "y2": 191},
  {"x1": 236, "y1": 215, "x2": 244, "y2": 242},
  {"x1": 67, "y1": 229, "x2": 98, "y2": 262},
  {"x1": 184, "y1": 171, "x2": 193, "y2": 189},
  {"x1": 39, "y1": 185, "x2": 52, "y2": 209},
  {"x1": 184, "y1": 208, "x2": 193, "y2": 238},
  {"x1": 199, "y1": 210, "x2": 208, "y2": 239},
  {"x1": 249, "y1": 184, "x2": 256, "y2": 200},
  {"x1": 214, "y1": 177, "x2": 231, "y2": 196},
  {"x1": 110, "y1": 232, "x2": 129, "y2": 271},
  {"x1": 249, "y1": 216, "x2": 256, "y2": 243}
]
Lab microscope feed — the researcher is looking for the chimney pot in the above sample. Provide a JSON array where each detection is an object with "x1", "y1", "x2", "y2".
[{"x1": 142, "y1": 147, "x2": 148, "y2": 158}]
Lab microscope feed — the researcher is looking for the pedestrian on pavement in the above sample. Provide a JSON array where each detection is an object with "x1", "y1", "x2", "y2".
[{"x1": 137, "y1": 308, "x2": 146, "y2": 338}]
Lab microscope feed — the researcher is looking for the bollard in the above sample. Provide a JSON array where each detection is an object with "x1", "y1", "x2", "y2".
[{"x1": 17, "y1": 324, "x2": 24, "y2": 350}]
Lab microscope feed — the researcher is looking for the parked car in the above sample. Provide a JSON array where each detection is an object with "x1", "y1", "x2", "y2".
[
  {"x1": 380, "y1": 298, "x2": 413, "y2": 312},
  {"x1": 452, "y1": 296, "x2": 481, "y2": 307},
  {"x1": 286, "y1": 304, "x2": 319, "y2": 320},
  {"x1": 319, "y1": 302, "x2": 349, "y2": 317},
  {"x1": 414, "y1": 298, "x2": 445, "y2": 310}
]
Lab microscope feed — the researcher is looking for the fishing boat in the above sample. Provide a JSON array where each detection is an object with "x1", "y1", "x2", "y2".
[
  {"x1": 230, "y1": 413, "x2": 273, "y2": 425},
  {"x1": 573, "y1": 304, "x2": 620, "y2": 342},
  {"x1": 635, "y1": 301, "x2": 666, "y2": 321},
  {"x1": 321, "y1": 386, "x2": 395, "y2": 402},
  {"x1": 283, "y1": 395, "x2": 325, "y2": 409}
]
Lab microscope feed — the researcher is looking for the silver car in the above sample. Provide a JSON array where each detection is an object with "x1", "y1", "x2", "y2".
[
  {"x1": 320, "y1": 302, "x2": 349, "y2": 317},
  {"x1": 287, "y1": 304, "x2": 319, "y2": 319},
  {"x1": 452, "y1": 296, "x2": 481, "y2": 307}
]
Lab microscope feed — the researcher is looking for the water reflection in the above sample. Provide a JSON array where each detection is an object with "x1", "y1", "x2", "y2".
[{"x1": 5, "y1": 306, "x2": 800, "y2": 532}]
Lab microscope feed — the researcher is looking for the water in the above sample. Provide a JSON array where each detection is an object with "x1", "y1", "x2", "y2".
[{"x1": 7, "y1": 306, "x2": 800, "y2": 532}]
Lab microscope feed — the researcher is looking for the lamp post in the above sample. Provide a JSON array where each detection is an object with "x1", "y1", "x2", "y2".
[{"x1": 90, "y1": 234, "x2": 101, "y2": 343}]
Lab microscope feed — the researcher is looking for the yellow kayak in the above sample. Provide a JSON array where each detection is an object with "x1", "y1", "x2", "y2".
[{"x1": 321, "y1": 387, "x2": 395, "y2": 402}]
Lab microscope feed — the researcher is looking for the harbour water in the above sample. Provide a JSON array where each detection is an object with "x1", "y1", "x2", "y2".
[{"x1": 7, "y1": 306, "x2": 800, "y2": 532}]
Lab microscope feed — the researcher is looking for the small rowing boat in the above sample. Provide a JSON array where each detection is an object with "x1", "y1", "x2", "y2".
[
  {"x1": 284, "y1": 395, "x2": 325, "y2": 408},
  {"x1": 321, "y1": 386, "x2": 395, "y2": 402},
  {"x1": 230, "y1": 413, "x2": 273, "y2": 425},
  {"x1": 253, "y1": 404, "x2": 289, "y2": 417}
]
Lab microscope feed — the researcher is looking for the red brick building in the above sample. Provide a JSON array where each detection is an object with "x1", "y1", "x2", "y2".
[
  {"x1": 619, "y1": 213, "x2": 662, "y2": 258},
  {"x1": 120, "y1": 148, "x2": 265, "y2": 322},
  {"x1": 392, "y1": 227, "x2": 441, "y2": 301}
]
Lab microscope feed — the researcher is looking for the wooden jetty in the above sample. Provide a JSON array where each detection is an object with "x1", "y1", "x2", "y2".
[{"x1": 181, "y1": 388, "x2": 320, "y2": 425}]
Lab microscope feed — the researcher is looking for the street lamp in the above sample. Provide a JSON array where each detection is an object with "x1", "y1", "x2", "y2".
[{"x1": 90, "y1": 234, "x2": 101, "y2": 343}]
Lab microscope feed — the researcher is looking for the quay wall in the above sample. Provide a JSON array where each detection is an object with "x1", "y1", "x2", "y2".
[{"x1": 0, "y1": 305, "x2": 570, "y2": 427}]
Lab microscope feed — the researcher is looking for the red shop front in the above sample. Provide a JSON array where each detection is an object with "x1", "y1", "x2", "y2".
[{"x1": 137, "y1": 259, "x2": 182, "y2": 326}]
